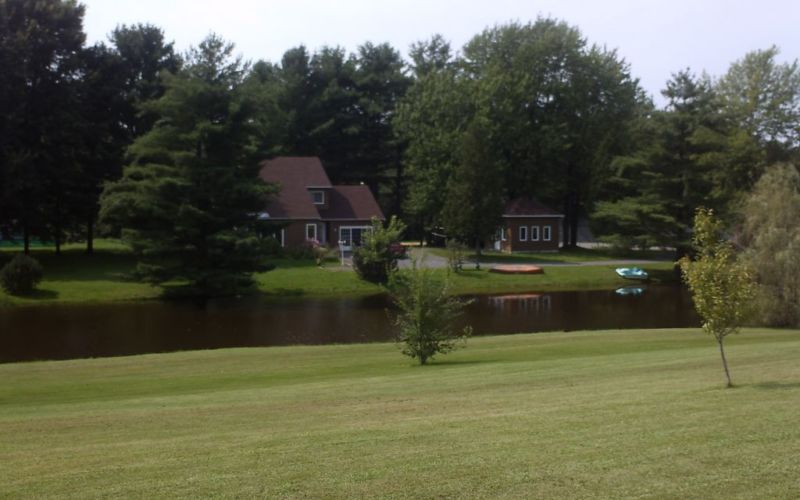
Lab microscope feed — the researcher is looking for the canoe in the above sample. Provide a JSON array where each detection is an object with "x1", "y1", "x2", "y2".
[
  {"x1": 489, "y1": 265, "x2": 544, "y2": 275},
  {"x1": 615, "y1": 267, "x2": 648, "y2": 280}
]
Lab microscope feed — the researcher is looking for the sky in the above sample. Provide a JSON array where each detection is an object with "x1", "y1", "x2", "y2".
[{"x1": 81, "y1": 0, "x2": 800, "y2": 105}]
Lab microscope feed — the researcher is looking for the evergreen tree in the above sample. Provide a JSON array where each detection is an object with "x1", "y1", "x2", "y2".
[
  {"x1": 99, "y1": 34, "x2": 275, "y2": 296},
  {"x1": 593, "y1": 71, "x2": 727, "y2": 251}
]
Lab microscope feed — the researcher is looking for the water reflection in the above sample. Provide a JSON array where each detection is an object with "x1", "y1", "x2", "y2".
[{"x1": 0, "y1": 285, "x2": 698, "y2": 363}]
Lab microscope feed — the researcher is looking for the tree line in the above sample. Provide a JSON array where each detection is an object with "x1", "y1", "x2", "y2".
[{"x1": 2, "y1": 0, "x2": 799, "y2": 262}]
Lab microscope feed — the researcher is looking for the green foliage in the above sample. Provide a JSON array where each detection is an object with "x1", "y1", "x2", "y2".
[
  {"x1": 594, "y1": 71, "x2": 731, "y2": 250},
  {"x1": 353, "y1": 216, "x2": 406, "y2": 284},
  {"x1": 246, "y1": 43, "x2": 411, "y2": 212},
  {"x1": 716, "y1": 46, "x2": 800, "y2": 155},
  {"x1": 441, "y1": 120, "x2": 506, "y2": 269},
  {"x1": 397, "y1": 18, "x2": 642, "y2": 246},
  {"x1": 0, "y1": 254, "x2": 44, "y2": 295},
  {"x1": 0, "y1": 0, "x2": 86, "y2": 251},
  {"x1": 742, "y1": 163, "x2": 800, "y2": 326},
  {"x1": 445, "y1": 239, "x2": 467, "y2": 273},
  {"x1": 99, "y1": 34, "x2": 275, "y2": 297},
  {"x1": 679, "y1": 208, "x2": 756, "y2": 387},
  {"x1": 389, "y1": 261, "x2": 471, "y2": 364}
]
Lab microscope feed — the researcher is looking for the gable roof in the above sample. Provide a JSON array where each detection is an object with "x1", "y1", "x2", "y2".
[
  {"x1": 258, "y1": 156, "x2": 384, "y2": 221},
  {"x1": 320, "y1": 186, "x2": 385, "y2": 220},
  {"x1": 503, "y1": 198, "x2": 563, "y2": 218}
]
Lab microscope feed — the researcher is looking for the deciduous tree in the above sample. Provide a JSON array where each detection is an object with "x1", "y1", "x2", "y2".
[
  {"x1": 741, "y1": 163, "x2": 800, "y2": 326},
  {"x1": 678, "y1": 208, "x2": 756, "y2": 388},
  {"x1": 389, "y1": 260, "x2": 471, "y2": 365}
]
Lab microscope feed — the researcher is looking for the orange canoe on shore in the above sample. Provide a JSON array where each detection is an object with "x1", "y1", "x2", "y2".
[{"x1": 488, "y1": 264, "x2": 544, "y2": 275}]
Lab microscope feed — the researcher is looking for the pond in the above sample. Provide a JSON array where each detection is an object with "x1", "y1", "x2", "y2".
[{"x1": 0, "y1": 285, "x2": 699, "y2": 363}]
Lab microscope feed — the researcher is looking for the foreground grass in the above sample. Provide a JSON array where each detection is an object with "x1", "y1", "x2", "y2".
[{"x1": 1, "y1": 328, "x2": 798, "y2": 498}]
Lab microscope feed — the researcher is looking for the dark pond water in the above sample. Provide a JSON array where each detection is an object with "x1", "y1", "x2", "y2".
[{"x1": 0, "y1": 285, "x2": 699, "y2": 363}]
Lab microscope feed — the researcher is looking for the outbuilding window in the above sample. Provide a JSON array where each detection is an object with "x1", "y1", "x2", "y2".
[
  {"x1": 530, "y1": 225, "x2": 540, "y2": 241},
  {"x1": 519, "y1": 225, "x2": 528, "y2": 241},
  {"x1": 543, "y1": 225, "x2": 552, "y2": 241}
]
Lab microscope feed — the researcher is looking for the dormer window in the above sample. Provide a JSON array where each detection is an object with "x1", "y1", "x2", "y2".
[{"x1": 310, "y1": 190, "x2": 325, "y2": 205}]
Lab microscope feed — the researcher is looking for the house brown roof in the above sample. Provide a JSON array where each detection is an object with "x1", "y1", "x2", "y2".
[
  {"x1": 258, "y1": 156, "x2": 384, "y2": 221},
  {"x1": 503, "y1": 198, "x2": 563, "y2": 217},
  {"x1": 320, "y1": 186, "x2": 385, "y2": 221}
]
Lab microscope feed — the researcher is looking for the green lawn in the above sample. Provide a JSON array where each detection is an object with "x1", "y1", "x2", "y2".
[
  {"x1": 1, "y1": 328, "x2": 798, "y2": 498},
  {"x1": 424, "y1": 245, "x2": 674, "y2": 264},
  {"x1": 1, "y1": 241, "x2": 677, "y2": 305}
]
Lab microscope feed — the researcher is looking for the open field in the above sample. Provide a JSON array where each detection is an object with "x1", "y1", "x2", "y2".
[
  {"x1": 1, "y1": 328, "x2": 798, "y2": 498},
  {"x1": 1, "y1": 241, "x2": 677, "y2": 305}
]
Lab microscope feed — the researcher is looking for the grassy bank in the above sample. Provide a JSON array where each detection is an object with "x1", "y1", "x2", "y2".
[
  {"x1": 1, "y1": 328, "x2": 798, "y2": 498},
  {"x1": 1, "y1": 241, "x2": 677, "y2": 305},
  {"x1": 423, "y1": 245, "x2": 674, "y2": 264}
]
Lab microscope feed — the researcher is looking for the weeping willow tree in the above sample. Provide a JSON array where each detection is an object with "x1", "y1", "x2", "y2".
[{"x1": 741, "y1": 163, "x2": 800, "y2": 326}]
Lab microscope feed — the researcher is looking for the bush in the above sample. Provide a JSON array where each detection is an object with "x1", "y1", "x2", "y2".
[
  {"x1": 0, "y1": 254, "x2": 44, "y2": 295},
  {"x1": 389, "y1": 261, "x2": 472, "y2": 365},
  {"x1": 353, "y1": 216, "x2": 407, "y2": 284},
  {"x1": 284, "y1": 239, "x2": 317, "y2": 260}
]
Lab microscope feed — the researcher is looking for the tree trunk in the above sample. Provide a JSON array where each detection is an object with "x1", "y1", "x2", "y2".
[
  {"x1": 86, "y1": 213, "x2": 94, "y2": 255},
  {"x1": 717, "y1": 337, "x2": 733, "y2": 388},
  {"x1": 562, "y1": 193, "x2": 579, "y2": 249},
  {"x1": 569, "y1": 204, "x2": 579, "y2": 249},
  {"x1": 23, "y1": 221, "x2": 30, "y2": 255},
  {"x1": 474, "y1": 238, "x2": 481, "y2": 270},
  {"x1": 562, "y1": 198, "x2": 571, "y2": 248},
  {"x1": 55, "y1": 232, "x2": 61, "y2": 255}
]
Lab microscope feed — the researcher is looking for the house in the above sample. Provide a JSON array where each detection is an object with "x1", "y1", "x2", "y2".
[
  {"x1": 258, "y1": 157, "x2": 385, "y2": 249},
  {"x1": 492, "y1": 198, "x2": 564, "y2": 252}
]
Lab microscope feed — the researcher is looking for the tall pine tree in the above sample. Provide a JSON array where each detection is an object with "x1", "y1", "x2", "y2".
[{"x1": 100, "y1": 34, "x2": 275, "y2": 296}]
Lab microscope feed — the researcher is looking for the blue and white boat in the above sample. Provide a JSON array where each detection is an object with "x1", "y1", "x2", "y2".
[{"x1": 615, "y1": 267, "x2": 648, "y2": 280}]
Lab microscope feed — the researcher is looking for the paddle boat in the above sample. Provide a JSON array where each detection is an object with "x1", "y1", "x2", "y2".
[{"x1": 615, "y1": 267, "x2": 648, "y2": 280}]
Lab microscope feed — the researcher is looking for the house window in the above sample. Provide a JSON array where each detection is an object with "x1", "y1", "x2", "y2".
[
  {"x1": 543, "y1": 225, "x2": 552, "y2": 241},
  {"x1": 530, "y1": 226, "x2": 540, "y2": 241},
  {"x1": 339, "y1": 226, "x2": 372, "y2": 248},
  {"x1": 310, "y1": 191, "x2": 325, "y2": 205},
  {"x1": 519, "y1": 225, "x2": 528, "y2": 241},
  {"x1": 305, "y1": 223, "x2": 317, "y2": 241}
]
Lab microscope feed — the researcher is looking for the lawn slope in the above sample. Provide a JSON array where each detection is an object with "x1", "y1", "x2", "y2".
[{"x1": 1, "y1": 328, "x2": 799, "y2": 498}]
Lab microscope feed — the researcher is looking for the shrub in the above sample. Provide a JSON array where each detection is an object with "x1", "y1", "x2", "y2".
[
  {"x1": 389, "y1": 261, "x2": 471, "y2": 365},
  {"x1": 284, "y1": 239, "x2": 318, "y2": 260},
  {"x1": 353, "y1": 216, "x2": 407, "y2": 284},
  {"x1": 0, "y1": 254, "x2": 44, "y2": 295}
]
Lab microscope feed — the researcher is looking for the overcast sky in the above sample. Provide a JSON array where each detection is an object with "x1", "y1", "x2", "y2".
[{"x1": 81, "y1": 0, "x2": 800, "y2": 105}]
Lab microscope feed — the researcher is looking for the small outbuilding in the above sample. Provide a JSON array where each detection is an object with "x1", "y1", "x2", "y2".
[{"x1": 492, "y1": 198, "x2": 563, "y2": 252}]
